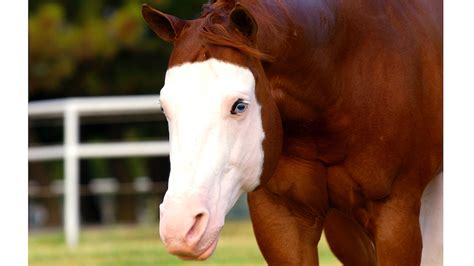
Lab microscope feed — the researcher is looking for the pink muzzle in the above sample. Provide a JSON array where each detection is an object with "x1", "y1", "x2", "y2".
[{"x1": 159, "y1": 194, "x2": 222, "y2": 260}]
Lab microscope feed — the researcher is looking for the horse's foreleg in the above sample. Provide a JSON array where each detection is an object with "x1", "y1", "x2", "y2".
[
  {"x1": 248, "y1": 188, "x2": 325, "y2": 266},
  {"x1": 370, "y1": 175, "x2": 423, "y2": 266},
  {"x1": 324, "y1": 209, "x2": 376, "y2": 266}
]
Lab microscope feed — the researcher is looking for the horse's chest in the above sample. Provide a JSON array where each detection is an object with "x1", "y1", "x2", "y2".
[
  {"x1": 266, "y1": 155, "x2": 329, "y2": 218},
  {"x1": 326, "y1": 165, "x2": 369, "y2": 209},
  {"x1": 324, "y1": 145, "x2": 403, "y2": 224},
  {"x1": 325, "y1": 164, "x2": 383, "y2": 229}
]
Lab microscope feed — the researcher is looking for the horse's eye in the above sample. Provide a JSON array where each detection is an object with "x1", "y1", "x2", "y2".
[{"x1": 231, "y1": 99, "x2": 249, "y2": 114}]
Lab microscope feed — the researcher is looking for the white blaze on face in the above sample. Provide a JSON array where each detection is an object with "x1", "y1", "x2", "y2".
[{"x1": 158, "y1": 58, "x2": 265, "y2": 257}]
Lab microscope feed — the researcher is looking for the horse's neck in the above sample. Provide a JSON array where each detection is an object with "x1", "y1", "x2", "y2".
[
  {"x1": 256, "y1": 0, "x2": 403, "y2": 121},
  {"x1": 255, "y1": 0, "x2": 367, "y2": 165},
  {"x1": 254, "y1": 0, "x2": 341, "y2": 123}
]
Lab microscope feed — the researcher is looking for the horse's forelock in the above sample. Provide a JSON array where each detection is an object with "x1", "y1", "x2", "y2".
[
  {"x1": 199, "y1": 0, "x2": 275, "y2": 62},
  {"x1": 201, "y1": 0, "x2": 236, "y2": 18}
]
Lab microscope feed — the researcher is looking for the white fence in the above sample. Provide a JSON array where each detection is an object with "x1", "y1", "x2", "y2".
[{"x1": 28, "y1": 95, "x2": 168, "y2": 248}]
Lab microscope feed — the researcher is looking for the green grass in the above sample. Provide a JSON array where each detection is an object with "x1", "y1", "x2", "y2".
[{"x1": 29, "y1": 221, "x2": 340, "y2": 266}]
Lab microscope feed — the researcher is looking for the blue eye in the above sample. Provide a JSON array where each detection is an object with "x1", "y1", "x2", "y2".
[{"x1": 231, "y1": 99, "x2": 249, "y2": 114}]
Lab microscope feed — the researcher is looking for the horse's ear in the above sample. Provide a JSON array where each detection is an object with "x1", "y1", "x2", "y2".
[
  {"x1": 142, "y1": 4, "x2": 187, "y2": 43},
  {"x1": 229, "y1": 3, "x2": 258, "y2": 41}
]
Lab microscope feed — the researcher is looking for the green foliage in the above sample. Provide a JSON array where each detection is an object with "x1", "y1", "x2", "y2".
[
  {"x1": 108, "y1": 3, "x2": 145, "y2": 49},
  {"x1": 29, "y1": 0, "x2": 207, "y2": 100},
  {"x1": 29, "y1": 3, "x2": 75, "y2": 91}
]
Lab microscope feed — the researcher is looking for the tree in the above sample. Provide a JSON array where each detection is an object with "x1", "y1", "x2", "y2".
[{"x1": 29, "y1": 0, "x2": 206, "y2": 100}]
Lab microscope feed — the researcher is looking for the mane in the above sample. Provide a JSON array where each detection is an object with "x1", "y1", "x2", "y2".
[{"x1": 199, "y1": 0, "x2": 276, "y2": 62}]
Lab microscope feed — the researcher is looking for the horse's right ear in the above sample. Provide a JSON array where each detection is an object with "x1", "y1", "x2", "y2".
[
  {"x1": 229, "y1": 3, "x2": 258, "y2": 42},
  {"x1": 142, "y1": 4, "x2": 187, "y2": 43}
]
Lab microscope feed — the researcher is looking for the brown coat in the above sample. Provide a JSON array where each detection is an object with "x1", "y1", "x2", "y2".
[{"x1": 143, "y1": 0, "x2": 442, "y2": 264}]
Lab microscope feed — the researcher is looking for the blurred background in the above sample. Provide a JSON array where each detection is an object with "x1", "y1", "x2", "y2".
[
  {"x1": 28, "y1": 0, "x2": 338, "y2": 265},
  {"x1": 29, "y1": 0, "x2": 208, "y2": 229}
]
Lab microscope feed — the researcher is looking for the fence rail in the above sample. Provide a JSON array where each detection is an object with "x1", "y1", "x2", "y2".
[
  {"x1": 28, "y1": 95, "x2": 166, "y2": 248},
  {"x1": 29, "y1": 180, "x2": 169, "y2": 198},
  {"x1": 28, "y1": 141, "x2": 170, "y2": 161}
]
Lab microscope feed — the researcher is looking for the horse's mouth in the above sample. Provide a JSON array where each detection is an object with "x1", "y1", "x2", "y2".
[{"x1": 177, "y1": 236, "x2": 219, "y2": 261}]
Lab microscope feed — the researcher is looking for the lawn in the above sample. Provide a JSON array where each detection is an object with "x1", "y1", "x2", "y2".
[{"x1": 29, "y1": 220, "x2": 340, "y2": 265}]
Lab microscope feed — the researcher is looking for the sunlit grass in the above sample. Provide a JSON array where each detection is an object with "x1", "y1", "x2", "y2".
[{"x1": 29, "y1": 220, "x2": 340, "y2": 266}]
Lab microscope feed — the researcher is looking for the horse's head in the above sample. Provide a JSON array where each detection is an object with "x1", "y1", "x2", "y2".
[{"x1": 142, "y1": 2, "x2": 282, "y2": 260}]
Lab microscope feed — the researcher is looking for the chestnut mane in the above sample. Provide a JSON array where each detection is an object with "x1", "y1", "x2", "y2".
[{"x1": 199, "y1": 0, "x2": 275, "y2": 62}]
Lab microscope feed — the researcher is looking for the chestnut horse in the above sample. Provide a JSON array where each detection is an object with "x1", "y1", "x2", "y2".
[{"x1": 142, "y1": 0, "x2": 442, "y2": 265}]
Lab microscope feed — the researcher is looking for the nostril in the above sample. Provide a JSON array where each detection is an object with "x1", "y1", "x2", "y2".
[{"x1": 185, "y1": 212, "x2": 208, "y2": 243}]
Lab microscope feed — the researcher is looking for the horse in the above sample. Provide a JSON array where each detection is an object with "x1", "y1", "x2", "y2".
[{"x1": 142, "y1": 0, "x2": 443, "y2": 264}]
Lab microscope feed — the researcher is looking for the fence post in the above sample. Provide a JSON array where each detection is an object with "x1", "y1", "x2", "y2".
[{"x1": 64, "y1": 103, "x2": 79, "y2": 248}]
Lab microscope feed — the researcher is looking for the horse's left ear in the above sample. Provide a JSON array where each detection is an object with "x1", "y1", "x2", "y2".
[
  {"x1": 229, "y1": 3, "x2": 258, "y2": 41},
  {"x1": 142, "y1": 4, "x2": 187, "y2": 43}
]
